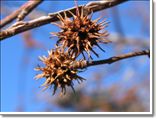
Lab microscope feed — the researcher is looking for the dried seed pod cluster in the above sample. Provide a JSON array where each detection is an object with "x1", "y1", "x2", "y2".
[
  {"x1": 35, "y1": 5, "x2": 110, "y2": 95},
  {"x1": 35, "y1": 48, "x2": 85, "y2": 95},
  {"x1": 51, "y1": 7, "x2": 109, "y2": 59}
]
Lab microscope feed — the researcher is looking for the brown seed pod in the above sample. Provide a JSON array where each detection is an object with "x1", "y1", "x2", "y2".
[
  {"x1": 51, "y1": 6, "x2": 110, "y2": 60},
  {"x1": 34, "y1": 48, "x2": 85, "y2": 95}
]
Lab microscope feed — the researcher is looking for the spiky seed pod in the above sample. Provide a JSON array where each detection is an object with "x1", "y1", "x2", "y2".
[
  {"x1": 34, "y1": 48, "x2": 86, "y2": 95},
  {"x1": 51, "y1": 7, "x2": 110, "y2": 60}
]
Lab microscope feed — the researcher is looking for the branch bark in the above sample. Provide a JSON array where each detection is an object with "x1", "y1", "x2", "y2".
[
  {"x1": 0, "y1": 0, "x2": 43, "y2": 28},
  {"x1": 17, "y1": 0, "x2": 43, "y2": 21},
  {"x1": 0, "y1": 0, "x2": 128, "y2": 41},
  {"x1": 71, "y1": 50, "x2": 150, "y2": 69}
]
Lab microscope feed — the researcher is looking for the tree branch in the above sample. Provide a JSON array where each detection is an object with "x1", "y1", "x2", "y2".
[
  {"x1": 17, "y1": 0, "x2": 43, "y2": 21},
  {"x1": 0, "y1": 0, "x2": 43, "y2": 28},
  {"x1": 71, "y1": 50, "x2": 150, "y2": 69},
  {"x1": 0, "y1": 0, "x2": 128, "y2": 41}
]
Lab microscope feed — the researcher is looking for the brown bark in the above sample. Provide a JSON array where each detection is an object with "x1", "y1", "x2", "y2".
[
  {"x1": 0, "y1": 0, "x2": 128, "y2": 41},
  {"x1": 71, "y1": 50, "x2": 150, "y2": 69},
  {"x1": 0, "y1": 0, "x2": 43, "y2": 28}
]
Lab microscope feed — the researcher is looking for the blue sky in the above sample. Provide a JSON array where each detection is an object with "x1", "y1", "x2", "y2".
[{"x1": 1, "y1": 0, "x2": 150, "y2": 112}]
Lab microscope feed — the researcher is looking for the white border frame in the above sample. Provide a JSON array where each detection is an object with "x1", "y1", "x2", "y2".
[{"x1": 0, "y1": 0, "x2": 153, "y2": 115}]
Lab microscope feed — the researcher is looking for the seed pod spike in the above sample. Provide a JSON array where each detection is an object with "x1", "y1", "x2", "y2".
[
  {"x1": 70, "y1": 84, "x2": 76, "y2": 94},
  {"x1": 87, "y1": 41, "x2": 92, "y2": 48},
  {"x1": 93, "y1": 16, "x2": 102, "y2": 23},
  {"x1": 99, "y1": 38, "x2": 111, "y2": 44},
  {"x1": 63, "y1": 11, "x2": 68, "y2": 19},
  {"x1": 38, "y1": 56, "x2": 44, "y2": 61},
  {"x1": 66, "y1": 74, "x2": 71, "y2": 80},
  {"x1": 57, "y1": 13, "x2": 65, "y2": 22},
  {"x1": 76, "y1": 37, "x2": 80, "y2": 56},
  {"x1": 81, "y1": 52, "x2": 86, "y2": 60},
  {"x1": 50, "y1": 77, "x2": 55, "y2": 83},
  {"x1": 50, "y1": 32, "x2": 58, "y2": 37},
  {"x1": 42, "y1": 86, "x2": 49, "y2": 91},
  {"x1": 61, "y1": 86, "x2": 64, "y2": 94},
  {"x1": 68, "y1": 10, "x2": 76, "y2": 18},
  {"x1": 67, "y1": 44, "x2": 75, "y2": 52},
  {"x1": 71, "y1": 51, "x2": 76, "y2": 59},
  {"x1": 99, "y1": 18, "x2": 107, "y2": 24},
  {"x1": 100, "y1": 21, "x2": 109, "y2": 26},
  {"x1": 85, "y1": 48, "x2": 93, "y2": 60},
  {"x1": 81, "y1": 7, "x2": 84, "y2": 18},
  {"x1": 76, "y1": 79, "x2": 81, "y2": 84},
  {"x1": 96, "y1": 43, "x2": 106, "y2": 52},
  {"x1": 61, "y1": 86, "x2": 66, "y2": 95},
  {"x1": 34, "y1": 73, "x2": 44, "y2": 80},
  {"x1": 88, "y1": 10, "x2": 93, "y2": 20},
  {"x1": 60, "y1": 40, "x2": 66, "y2": 48},
  {"x1": 74, "y1": 0, "x2": 80, "y2": 17},
  {"x1": 51, "y1": 22, "x2": 63, "y2": 28},
  {"x1": 53, "y1": 84, "x2": 58, "y2": 95},
  {"x1": 100, "y1": 25, "x2": 106, "y2": 30},
  {"x1": 41, "y1": 77, "x2": 51, "y2": 87},
  {"x1": 100, "y1": 20, "x2": 110, "y2": 26},
  {"x1": 91, "y1": 48, "x2": 99, "y2": 57},
  {"x1": 76, "y1": 75, "x2": 86, "y2": 81},
  {"x1": 89, "y1": 34, "x2": 99, "y2": 38}
]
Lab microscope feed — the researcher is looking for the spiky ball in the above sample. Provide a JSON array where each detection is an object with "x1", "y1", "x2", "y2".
[
  {"x1": 34, "y1": 48, "x2": 85, "y2": 95},
  {"x1": 51, "y1": 7, "x2": 109, "y2": 59}
]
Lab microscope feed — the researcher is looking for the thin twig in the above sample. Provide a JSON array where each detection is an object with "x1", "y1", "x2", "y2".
[
  {"x1": 0, "y1": 0, "x2": 43, "y2": 28},
  {"x1": 71, "y1": 50, "x2": 150, "y2": 69},
  {"x1": 0, "y1": 0, "x2": 128, "y2": 41}
]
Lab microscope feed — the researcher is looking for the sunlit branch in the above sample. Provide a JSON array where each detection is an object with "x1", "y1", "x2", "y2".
[
  {"x1": 0, "y1": 0, "x2": 43, "y2": 28},
  {"x1": 71, "y1": 50, "x2": 150, "y2": 69},
  {"x1": 0, "y1": 0, "x2": 128, "y2": 41}
]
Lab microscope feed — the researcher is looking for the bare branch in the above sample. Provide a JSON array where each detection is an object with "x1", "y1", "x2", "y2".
[
  {"x1": 0, "y1": 0, "x2": 128, "y2": 41},
  {"x1": 0, "y1": 0, "x2": 43, "y2": 28},
  {"x1": 17, "y1": 0, "x2": 43, "y2": 21},
  {"x1": 71, "y1": 50, "x2": 150, "y2": 69}
]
